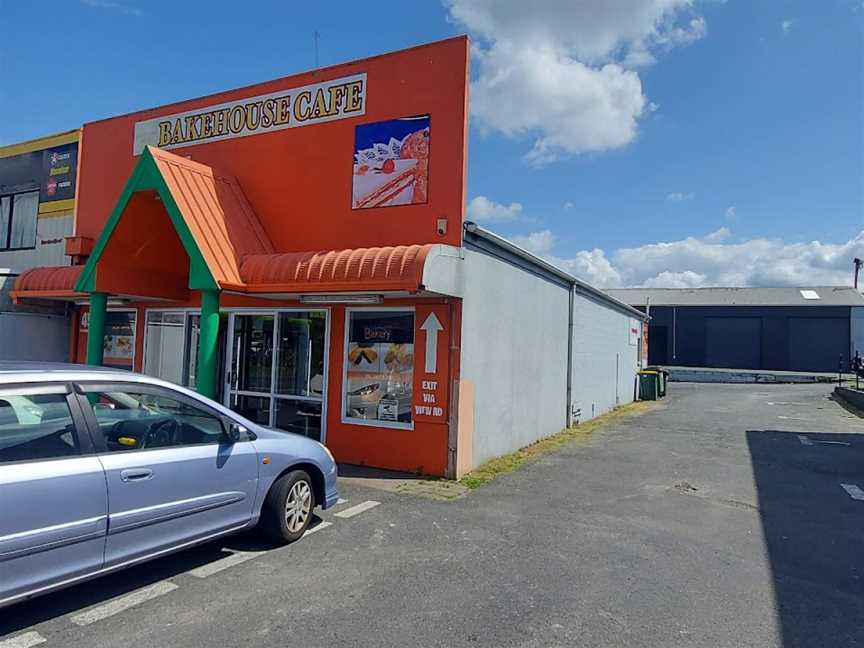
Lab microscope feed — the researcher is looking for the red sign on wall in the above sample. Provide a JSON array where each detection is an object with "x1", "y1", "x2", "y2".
[{"x1": 412, "y1": 304, "x2": 450, "y2": 423}]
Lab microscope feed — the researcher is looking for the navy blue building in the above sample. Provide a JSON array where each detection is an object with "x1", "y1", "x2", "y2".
[{"x1": 606, "y1": 287, "x2": 864, "y2": 373}]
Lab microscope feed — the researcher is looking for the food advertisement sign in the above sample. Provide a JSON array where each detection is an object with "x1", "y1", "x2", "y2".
[
  {"x1": 345, "y1": 312, "x2": 415, "y2": 425},
  {"x1": 352, "y1": 115, "x2": 429, "y2": 209}
]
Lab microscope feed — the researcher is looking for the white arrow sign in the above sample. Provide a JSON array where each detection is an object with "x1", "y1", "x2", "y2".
[{"x1": 420, "y1": 312, "x2": 443, "y2": 374}]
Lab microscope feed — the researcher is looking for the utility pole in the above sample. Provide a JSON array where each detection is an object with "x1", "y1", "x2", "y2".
[{"x1": 854, "y1": 258, "x2": 862, "y2": 290}]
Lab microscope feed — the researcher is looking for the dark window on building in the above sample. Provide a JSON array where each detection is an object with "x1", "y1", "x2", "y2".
[{"x1": 0, "y1": 191, "x2": 39, "y2": 251}]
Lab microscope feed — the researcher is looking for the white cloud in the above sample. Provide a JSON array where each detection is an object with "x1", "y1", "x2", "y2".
[
  {"x1": 466, "y1": 195, "x2": 523, "y2": 223},
  {"x1": 725, "y1": 205, "x2": 737, "y2": 219},
  {"x1": 666, "y1": 191, "x2": 694, "y2": 202},
  {"x1": 512, "y1": 229, "x2": 557, "y2": 254},
  {"x1": 446, "y1": 0, "x2": 709, "y2": 163},
  {"x1": 702, "y1": 227, "x2": 730, "y2": 243},
  {"x1": 508, "y1": 227, "x2": 864, "y2": 288},
  {"x1": 781, "y1": 19, "x2": 794, "y2": 34},
  {"x1": 563, "y1": 201, "x2": 574, "y2": 210},
  {"x1": 81, "y1": 0, "x2": 142, "y2": 15}
]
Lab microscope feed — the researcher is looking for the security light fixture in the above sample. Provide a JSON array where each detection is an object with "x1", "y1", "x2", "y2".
[{"x1": 299, "y1": 294, "x2": 384, "y2": 304}]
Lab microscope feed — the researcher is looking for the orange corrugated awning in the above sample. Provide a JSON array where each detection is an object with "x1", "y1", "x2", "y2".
[
  {"x1": 20, "y1": 148, "x2": 440, "y2": 302},
  {"x1": 236, "y1": 244, "x2": 434, "y2": 294},
  {"x1": 147, "y1": 146, "x2": 274, "y2": 287},
  {"x1": 10, "y1": 265, "x2": 85, "y2": 302}
]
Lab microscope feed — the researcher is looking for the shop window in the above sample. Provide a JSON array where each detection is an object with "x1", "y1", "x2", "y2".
[
  {"x1": 103, "y1": 311, "x2": 136, "y2": 371},
  {"x1": 0, "y1": 191, "x2": 39, "y2": 251},
  {"x1": 343, "y1": 310, "x2": 414, "y2": 426},
  {"x1": 143, "y1": 311, "x2": 200, "y2": 387}
]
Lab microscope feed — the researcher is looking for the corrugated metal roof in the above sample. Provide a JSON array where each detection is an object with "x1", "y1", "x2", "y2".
[
  {"x1": 148, "y1": 146, "x2": 274, "y2": 288},
  {"x1": 463, "y1": 222, "x2": 648, "y2": 320},
  {"x1": 11, "y1": 265, "x2": 84, "y2": 300},
  {"x1": 239, "y1": 244, "x2": 434, "y2": 293},
  {"x1": 605, "y1": 286, "x2": 864, "y2": 307}
]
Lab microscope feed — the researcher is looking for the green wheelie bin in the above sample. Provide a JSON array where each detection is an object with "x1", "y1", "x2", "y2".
[
  {"x1": 646, "y1": 366, "x2": 669, "y2": 397},
  {"x1": 638, "y1": 370, "x2": 659, "y2": 401}
]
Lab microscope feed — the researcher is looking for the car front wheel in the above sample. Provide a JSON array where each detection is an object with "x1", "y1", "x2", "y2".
[{"x1": 261, "y1": 470, "x2": 315, "y2": 543}]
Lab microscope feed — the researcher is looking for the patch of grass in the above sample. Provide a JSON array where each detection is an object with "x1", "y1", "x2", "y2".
[{"x1": 459, "y1": 400, "x2": 655, "y2": 489}]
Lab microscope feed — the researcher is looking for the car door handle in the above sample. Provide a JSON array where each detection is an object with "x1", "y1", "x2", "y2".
[{"x1": 120, "y1": 468, "x2": 153, "y2": 482}]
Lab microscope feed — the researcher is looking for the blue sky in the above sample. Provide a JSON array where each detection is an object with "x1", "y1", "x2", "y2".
[{"x1": 2, "y1": 0, "x2": 861, "y2": 287}]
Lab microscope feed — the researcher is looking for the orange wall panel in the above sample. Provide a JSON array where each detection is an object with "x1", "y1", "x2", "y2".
[{"x1": 76, "y1": 37, "x2": 469, "y2": 254}]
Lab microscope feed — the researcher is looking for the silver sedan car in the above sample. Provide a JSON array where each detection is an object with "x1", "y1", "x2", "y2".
[{"x1": 0, "y1": 362, "x2": 338, "y2": 609}]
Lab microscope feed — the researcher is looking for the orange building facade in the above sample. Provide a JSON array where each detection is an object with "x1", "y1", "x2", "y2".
[
  {"x1": 12, "y1": 36, "x2": 649, "y2": 478},
  {"x1": 15, "y1": 37, "x2": 469, "y2": 476}
]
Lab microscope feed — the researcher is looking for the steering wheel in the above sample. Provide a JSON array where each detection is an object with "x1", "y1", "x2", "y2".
[{"x1": 142, "y1": 418, "x2": 179, "y2": 449}]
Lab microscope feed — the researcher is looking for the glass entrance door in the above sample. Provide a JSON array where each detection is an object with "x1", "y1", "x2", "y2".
[{"x1": 225, "y1": 311, "x2": 328, "y2": 441}]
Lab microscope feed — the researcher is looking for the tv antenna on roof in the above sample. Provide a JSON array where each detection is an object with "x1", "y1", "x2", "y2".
[{"x1": 313, "y1": 30, "x2": 320, "y2": 68}]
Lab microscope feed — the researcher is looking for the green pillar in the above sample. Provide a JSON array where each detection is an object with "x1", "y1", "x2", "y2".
[
  {"x1": 86, "y1": 292, "x2": 108, "y2": 366},
  {"x1": 195, "y1": 289, "x2": 220, "y2": 400}
]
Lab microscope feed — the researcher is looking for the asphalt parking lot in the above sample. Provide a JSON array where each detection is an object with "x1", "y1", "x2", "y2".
[{"x1": 2, "y1": 382, "x2": 862, "y2": 648}]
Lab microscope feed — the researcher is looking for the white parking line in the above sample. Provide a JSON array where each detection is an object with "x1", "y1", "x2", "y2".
[
  {"x1": 304, "y1": 520, "x2": 332, "y2": 535},
  {"x1": 0, "y1": 632, "x2": 46, "y2": 648},
  {"x1": 334, "y1": 500, "x2": 380, "y2": 519},
  {"x1": 190, "y1": 551, "x2": 263, "y2": 578},
  {"x1": 797, "y1": 434, "x2": 850, "y2": 447},
  {"x1": 841, "y1": 484, "x2": 864, "y2": 501},
  {"x1": 70, "y1": 581, "x2": 178, "y2": 626}
]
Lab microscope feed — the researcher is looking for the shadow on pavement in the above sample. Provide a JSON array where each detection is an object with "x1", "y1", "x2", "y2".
[
  {"x1": 0, "y1": 514, "x2": 325, "y2": 636},
  {"x1": 746, "y1": 429, "x2": 863, "y2": 648}
]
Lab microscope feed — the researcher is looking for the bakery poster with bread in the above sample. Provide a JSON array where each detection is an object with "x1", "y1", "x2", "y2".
[{"x1": 352, "y1": 115, "x2": 430, "y2": 209}]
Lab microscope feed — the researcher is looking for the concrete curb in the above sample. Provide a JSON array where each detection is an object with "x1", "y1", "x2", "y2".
[
  {"x1": 833, "y1": 386, "x2": 864, "y2": 417},
  {"x1": 667, "y1": 367, "x2": 838, "y2": 384}
]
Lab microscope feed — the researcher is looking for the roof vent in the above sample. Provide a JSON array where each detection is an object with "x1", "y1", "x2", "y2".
[{"x1": 800, "y1": 289, "x2": 820, "y2": 300}]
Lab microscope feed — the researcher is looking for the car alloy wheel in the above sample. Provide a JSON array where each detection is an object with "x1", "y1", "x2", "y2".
[{"x1": 284, "y1": 479, "x2": 312, "y2": 533}]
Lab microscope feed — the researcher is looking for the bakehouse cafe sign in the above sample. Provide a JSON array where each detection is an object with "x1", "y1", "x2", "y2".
[{"x1": 132, "y1": 73, "x2": 366, "y2": 155}]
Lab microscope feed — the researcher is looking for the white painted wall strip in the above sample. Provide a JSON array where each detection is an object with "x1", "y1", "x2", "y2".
[
  {"x1": 0, "y1": 632, "x2": 46, "y2": 648},
  {"x1": 190, "y1": 551, "x2": 263, "y2": 579},
  {"x1": 797, "y1": 435, "x2": 813, "y2": 446},
  {"x1": 70, "y1": 581, "x2": 178, "y2": 626},
  {"x1": 334, "y1": 501, "x2": 380, "y2": 519},
  {"x1": 841, "y1": 484, "x2": 864, "y2": 501}
]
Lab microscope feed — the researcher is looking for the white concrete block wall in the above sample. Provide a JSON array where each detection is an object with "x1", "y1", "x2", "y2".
[
  {"x1": 0, "y1": 312, "x2": 69, "y2": 361},
  {"x1": 458, "y1": 248, "x2": 570, "y2": 467},
  {"x1": 570, "y1": 292, "x2": 640, "y2": 422},
  {"x1": 0, "y1": 213, "x2": 73, "y2": 274}
]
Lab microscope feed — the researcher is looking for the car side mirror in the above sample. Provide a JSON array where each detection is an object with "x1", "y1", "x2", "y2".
[{"x1": 224, "y1": 421, "x2": 251, "y2": 443}]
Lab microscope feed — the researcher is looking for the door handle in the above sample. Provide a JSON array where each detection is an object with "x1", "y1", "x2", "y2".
[{"x1": 120, "y1": 468, "x2": 153, "y2": 482}]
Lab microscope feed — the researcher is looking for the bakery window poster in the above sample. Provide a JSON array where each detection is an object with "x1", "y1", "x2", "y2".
[{"x1": 352, "y1": 115, "x2": 429, "y2": 209}]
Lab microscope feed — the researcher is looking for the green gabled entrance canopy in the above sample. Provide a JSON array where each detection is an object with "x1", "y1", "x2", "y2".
[{"x1": 75, "y1": 145, "x2": 273, "y2": 296}]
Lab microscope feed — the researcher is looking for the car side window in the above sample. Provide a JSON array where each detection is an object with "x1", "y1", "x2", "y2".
[
  {"x1": 0, "y1": 391, "x2": 80, "y2": 463},
  {"x1": 83, "y1": 387, "x2": 227, "y2": 453}
]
